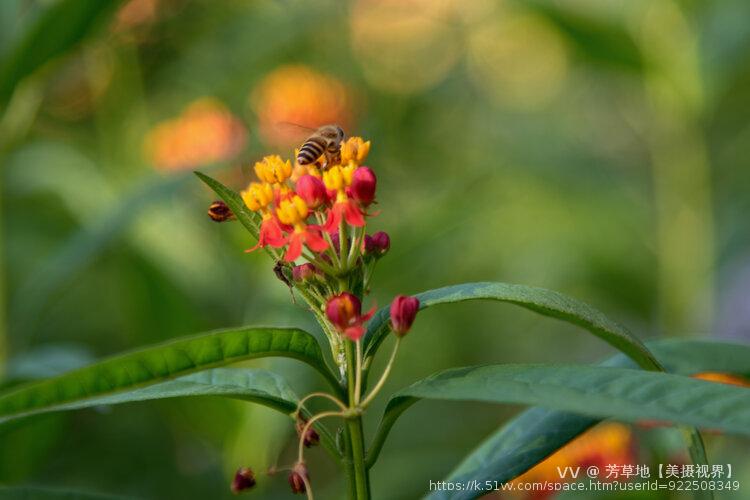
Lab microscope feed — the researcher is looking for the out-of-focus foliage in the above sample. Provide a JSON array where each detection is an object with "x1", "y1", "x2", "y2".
[{"x1": 1, "y1": 0, "x2": 749, "y2": 498}]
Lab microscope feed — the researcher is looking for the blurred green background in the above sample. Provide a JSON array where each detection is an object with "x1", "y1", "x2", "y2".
[{"x1": 1, "y1": 0, "x2": 749, "y2": 498}]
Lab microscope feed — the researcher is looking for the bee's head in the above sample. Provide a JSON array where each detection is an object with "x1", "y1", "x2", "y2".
[{"x1": 321, "y1": 124, "x2": 345, "y2": 141}]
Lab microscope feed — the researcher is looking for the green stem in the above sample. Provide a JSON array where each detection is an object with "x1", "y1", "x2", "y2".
[
  {"x1": 345, "y1": 336, "x2": 370, "y2": 499},
  {"x1": 346, "y1": 416, "x2": 370, "y2": 499}
]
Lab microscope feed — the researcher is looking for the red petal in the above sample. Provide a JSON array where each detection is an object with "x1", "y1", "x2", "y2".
[
  {"x1": 344, "y1": 325, "x2": 365, "y2": 341},
  {"x1": 344, "y1": 200, "x2": 365, "y2": 227},
  {"x1": 360, "y1": 304, "x2": 377, "y2": 322},
  {"x1": 284, "y1": 233, "x2": 303, "y2": 262},
  {"x1": 262, "y1": 218, "x2": 288, "y2": 247},
  {"x1": 304, "y1": 228, "x2": 329, "y2": 252},
  {"x1": 323, "y1": 205, "x2": 342, "y2": 234}
]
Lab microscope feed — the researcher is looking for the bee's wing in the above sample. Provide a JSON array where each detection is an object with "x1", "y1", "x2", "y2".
[{"x1": 275, "y1": 121, "x2": 317, "y2": 134}]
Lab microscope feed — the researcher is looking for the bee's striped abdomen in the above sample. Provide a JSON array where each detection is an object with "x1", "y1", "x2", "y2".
[{"x1": 297, "y1": 137, "x2": 326, "y2": 165}]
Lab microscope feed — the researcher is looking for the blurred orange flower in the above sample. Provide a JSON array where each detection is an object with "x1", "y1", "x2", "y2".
[
  {"x1": 250, "y1": 65, "x2": 352, "y2": 148},
  {"x1": 693, "y1": 372, "x2": 750, "y2": 387},
  {"x1": 145, "y1": 98, "x2": 247, "y2": 172},
  {"x1": 508, "y1": 423, "x2": 635, "y2": 499}
]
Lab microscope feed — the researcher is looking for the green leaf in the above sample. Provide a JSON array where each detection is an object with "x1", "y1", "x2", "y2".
[
  {"x1": 363, "y1": 282, "x2": 661, "y2": 371},
  {"x1": 428, "y1": 339, "x2": 750, "y2": 499},
  {"x1": 0, "y1": 486, "x2": 132, "y2": 499},
  {"x1": 30, "y1": 367, "x2": 300, "y2": 415},
  {"x1": 397, "y1": 363, "x2": 750, "y2": 432},
  {"x1": 0, "y1": 0, "x2": 120, "y2": 106},
  {"x1": 527, "y1": 2, "x2": 645, "y2": 72},
  {"x1": 369, "y1": 355, "x2": 750, "y2": 474},
  {"x1": 0, "y1": 326, "x2": 340, "y2": 425}
]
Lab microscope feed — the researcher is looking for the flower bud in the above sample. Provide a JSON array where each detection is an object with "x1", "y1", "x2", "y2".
[
  {"x1": 390, "y1": 295, "x2": 420, "y2": 337},
  {"x1": 350, "y1": 166, "x2": 376, "y2": 206},
  {"x1": 208, "y1": 200, "x2": 235, "y2": 222},
  {"x1": 295, "y1": 415, "x2": 320, "y2": 448},
  {"x1": 295, "y1": 174, "x2": 327, "y2": 209},
  {"x1": 231, "y1": 467, "x2": 256, "y2": 494},
  {"x1": 288, "y1": 463, "x2": 309, "y2": 494},
  {"x1": 371, "y1": 231, "x2": 390, "y2": 254},
  {"x1": 292, "y1": 263, "x2": 320, "y2": 283},
  {"x1": 363, "y1": 234, "x2": 377, "y2": 255},
  {"x1": 325, "y1": 293, "x2": 361, "y2": 332}
]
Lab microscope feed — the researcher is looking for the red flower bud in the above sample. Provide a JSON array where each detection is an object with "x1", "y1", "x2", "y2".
[
  {"x1": 325, "y1": 292, "x2": 376, "y2": 341},
  {"x1": 295, "y1": 175, "x2": 327, "y2": 209},
  {"x1": 350, "y1": 166, "x2": 377, "y2": 206},
  {"x1": 363, "y1": 234, "x2": 377, "y2": 254},
  {"x1": 295, "y1": 415, "x2": 320, "y2": 448},
  {"x1": 292, "y1": 263, "x2": 320, "y2": 282},
  {"x1": 288, "y1": 463, "x2": 309, "y2": 494},
  {"x1": 371, "y1": 231, "x2": 390, "y2": 254},
  {"x1": 231, "y1": 467, "x2": 256, "y2": 494},
  {"x1": 390, "y1": 295, "x2": 420, "y2": 336},
  {"x1": 325, "y1": 293, "x2": 362, "y2": 332}
]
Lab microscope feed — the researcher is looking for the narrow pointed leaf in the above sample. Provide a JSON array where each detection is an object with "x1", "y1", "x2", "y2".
[
  {"x1": 428, "y1": 340, "x2": 750, "y2": 499},
  {"x1": 30, "y1": 367, "x2": 300, "y2": 415},
  {"x1": 0, "y1": 326, "x2": 339, "y2": 425},
  {"x1": 363, "y1": 282, "x2": 661, "y2": 370}
]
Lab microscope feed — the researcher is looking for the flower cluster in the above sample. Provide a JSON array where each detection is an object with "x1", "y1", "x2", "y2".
[
  {"x1": 221, "y1": 134, "x2": 421, "y2": 497},
  {"x1": 240, "y1": 137, "x2": 375, "y2": 264}
]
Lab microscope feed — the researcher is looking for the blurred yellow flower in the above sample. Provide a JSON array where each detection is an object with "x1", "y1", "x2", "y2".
[
  {"x1": 250, "y1": 65, "x2": 352, "y2": 148},
  {"x1": 145, "y1": 98, "x2": 246, "y2": 172}
]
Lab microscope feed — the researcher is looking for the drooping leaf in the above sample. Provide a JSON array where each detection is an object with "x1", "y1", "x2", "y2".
[
  {"x1": 0, "y1": 326, "x2": 340, "y2": 426},
  {"x1": 363, "y1": 282, "x2": 661, "y2": 371},
  {"x1": 0, "y1": 0, "x2": 120, "y2": 106},
  {"x1": 427, "y1": 339, "x2": 750, "y2": 499}
]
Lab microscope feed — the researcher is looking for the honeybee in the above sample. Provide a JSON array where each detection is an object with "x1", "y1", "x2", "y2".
[{"x1": 296, "y1": 124, "x2": 345, "y2": 168}]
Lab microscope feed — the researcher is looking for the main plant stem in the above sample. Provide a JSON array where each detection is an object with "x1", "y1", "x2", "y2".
[{"x1": 345, "y1": 326, "x2": 370, "y2": 499}]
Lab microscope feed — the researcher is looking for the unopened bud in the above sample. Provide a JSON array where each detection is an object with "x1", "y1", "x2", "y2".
[
  {"x1": 350, "y1": 167, "x2": 376, "y2": 206},
  {"x1": 390, "y1": 295, "x2": 420, "y2": 337},
  {"x1": 231, "y1": 467, "x2": 256, "y2": 494},
  {"x1": 208, "y1": 200, "x2": 235, "y2": 222},
  {"x1": 295, "y1": 174, "x2": 327, "y2": 209},
  {"x1": 292, "y1": 263, "x2": 320, "y2": 283},
  {"x1": 288, "y1": 463, "x2": 309, "y2": 494},
  {"x1": 363, "y1": 232, "x2": 390, "y2": 257},
  {"x1": 295, "y1": 415, "x2": 320, "y2": 448}
]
